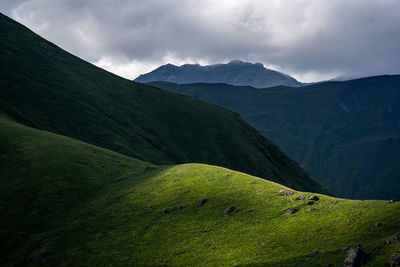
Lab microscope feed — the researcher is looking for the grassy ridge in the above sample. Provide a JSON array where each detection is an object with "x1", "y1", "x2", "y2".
[
  {"x1": 0, "y1": 13, "x2": 327, "y2": 194},
  {"x1": 1, "y1": 116, "x2": 400, "y2": 266},
  {"x1": 150, "y1": 79, "x2": 400, "y2": 200}
]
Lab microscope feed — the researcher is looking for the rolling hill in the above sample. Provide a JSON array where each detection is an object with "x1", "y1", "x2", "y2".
[
  {"x1": 3, "y1": 11, "x2": 400, "y2": 266},
  {"x1": 150, "y1": 78, "x2": 400, "y2": 200},
  {"x1": 0, "y1": 13, "x2": 327, "y2": 194},
  {"x1": 1, "y1": 115, "x2": 400, "y2": 266},
  {"x1": 135, "y1": 60, "x2": 302, "y2": 88}
]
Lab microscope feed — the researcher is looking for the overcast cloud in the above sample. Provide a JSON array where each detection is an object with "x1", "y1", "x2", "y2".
[{"x1": 2, "y1": 0, "x2": 400, "y2": 82}]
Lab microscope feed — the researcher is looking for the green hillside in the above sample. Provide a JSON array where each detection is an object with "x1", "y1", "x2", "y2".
[
  {"x1": 0, "y1": 13, "x2": 327, "y2": 194},
  {"x1": 1, "y1": 116, "x2": 400, "y2": 266},
  {"x1": 150, "y1": 79, "x2": 400, "y2": 200}
]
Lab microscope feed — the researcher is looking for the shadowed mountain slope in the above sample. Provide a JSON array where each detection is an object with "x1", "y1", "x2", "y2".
[
  {"x1": 150, "y1": 77, "x2": 400, "y2": 200},
  {"x1": 0, "y1": 13, "x2": 327, "y2": 194}
]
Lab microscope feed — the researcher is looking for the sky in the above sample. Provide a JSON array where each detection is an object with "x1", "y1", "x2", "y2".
[{"x1": 1, "y1": 0, "x2": 400, "y2": 82}]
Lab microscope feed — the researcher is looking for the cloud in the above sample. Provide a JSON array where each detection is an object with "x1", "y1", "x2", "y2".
[
  {"x1": 0, "y1": 0, "x2": 27, "y2": 16},
  {"x1": 5, "y1": 0, "x2": 400, "y2": 82}
]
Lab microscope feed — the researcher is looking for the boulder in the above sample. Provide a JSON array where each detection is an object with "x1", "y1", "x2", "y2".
[
  {"x1": 282, "y1": 207, "x2": 298, "y2": 215},
  {"x1": 198, "y1": 198, "x2": 209, "y2": 207},
  {"x1": 309, "y1": 250, "x2": 319, "y2": 257},
  {"x1": 162, "y1": 208, "x2": 172, "y2": 214},
  {"x1": 225, "y1": 206, "x2": 235, "y2": 215},
  {"x1": 307, "y1": 200, "x2": 315, "y2": 205},
  {"x1": 309, "y1": 207, "x2": 316, "y2": 212},
  {"x1": 389, "y1": 251, "x2": 400, "y2": 266},
  {"x1": 344, "y1": 244, "x2": 368, "y2": 267},
  {"x1": 308, "y1": 195, "x2": 320, "y2": 201},
  {"x1": 342, "y1": 245, "x2": 351, "y2": 251},
  {"x1": 376, "y1": 222, "x2": 384, "y2": 227},
  {"x1": 387, "y1": 232, "x2": 400, "y2": 245},
  {"x1": 278, "y1": 189, "x2": 294, "y2": 196}
]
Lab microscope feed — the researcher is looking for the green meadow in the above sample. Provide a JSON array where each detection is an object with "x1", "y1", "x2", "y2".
[{"x1": 1, "y1": 116, "x2": 400, "y2": 266}]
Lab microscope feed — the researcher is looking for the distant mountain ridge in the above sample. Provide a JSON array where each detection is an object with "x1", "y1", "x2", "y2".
[
  {"x1": 135, "y1": 60, "x2": 302, "y2": 88},
  {"x1": 150, "y1": 75, "x2": 400, "y2": 200}
]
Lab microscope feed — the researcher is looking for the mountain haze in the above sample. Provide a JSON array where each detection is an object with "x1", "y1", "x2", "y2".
[
  {"x1": 150, "y1": 77, "x2": 400, "y2": 200},
  {"x1": 0, "y1": 13, "x2": 327, "y2": 194},
  {"x1": 135, "y1": 60, "x2": 301, "y2": 88}
]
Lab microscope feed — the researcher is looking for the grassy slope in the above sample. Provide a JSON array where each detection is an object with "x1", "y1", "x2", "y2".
[
  {"x1": 150, "y1": 79, "x2": 400, "y2": 200},
  {"x1": 0, "y1": 115, "x2": 152, "y2": 264},
  {"x1": 0, "y1": 13, "x2": 327, "y2": 195},
  {"x1": 1, "y1": 116, "x2": 400, "y2": 266}
]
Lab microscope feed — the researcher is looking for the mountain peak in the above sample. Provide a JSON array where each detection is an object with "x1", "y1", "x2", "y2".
[
  {"x1": 135, "y1": 61, "x2": 301, "y2": 88},
  {"x1": 228, "y1": 59, "x2": 246, "y2": 64},
  {"x1": 159, "y1": 63, "x2": 177, "y2": 69}
]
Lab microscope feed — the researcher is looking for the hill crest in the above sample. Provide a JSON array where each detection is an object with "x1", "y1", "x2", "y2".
[{"x1": 1, "y1": 116, "x2": 400, "y2": 266}]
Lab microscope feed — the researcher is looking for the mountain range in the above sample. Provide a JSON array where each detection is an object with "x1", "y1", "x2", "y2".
[
  {"x1": 2, "y1": 12, "x2": 400, "y2": 266},
  {"x1": 135, "y1": 60, "x2": 302, "y2": 88},
  {"x1": 150, "y1": 77, "x2": 400, "y2": 200}
]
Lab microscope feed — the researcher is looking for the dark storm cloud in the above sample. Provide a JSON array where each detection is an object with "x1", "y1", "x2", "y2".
[{"x1": 4, "y1": 0, "x2": 400, "y2": 81}]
